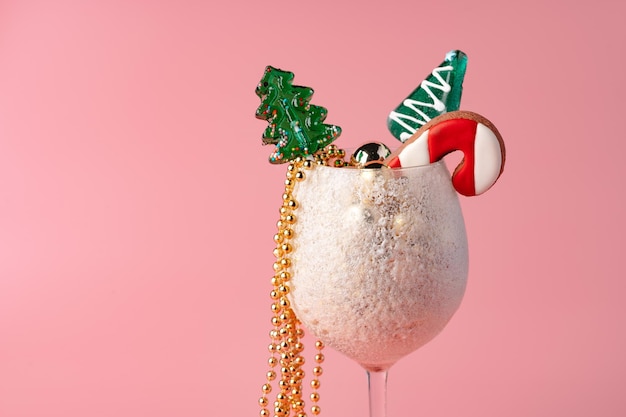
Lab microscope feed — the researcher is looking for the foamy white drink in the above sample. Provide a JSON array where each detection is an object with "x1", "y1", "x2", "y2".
[{"x1": 289, "y1": 161, "x2": 468, "y2": 371}]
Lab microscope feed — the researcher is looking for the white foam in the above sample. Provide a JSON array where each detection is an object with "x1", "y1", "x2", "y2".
[{"x1": 289, "y1": 162, "x2": 469, "y2": 370}]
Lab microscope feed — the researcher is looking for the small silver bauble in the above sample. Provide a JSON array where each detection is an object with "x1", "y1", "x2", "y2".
[{"x1": 350, "y1": 142, "x2": 392, "y2": 168}]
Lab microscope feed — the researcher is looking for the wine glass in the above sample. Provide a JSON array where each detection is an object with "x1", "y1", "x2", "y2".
[{"x1": 288, "y1": 160, "x2": 468, "y2": 417}]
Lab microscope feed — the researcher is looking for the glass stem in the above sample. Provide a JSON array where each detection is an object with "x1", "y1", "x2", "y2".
[{"x1": 367, "y1": 370, "x2": 388, "y2": 417}]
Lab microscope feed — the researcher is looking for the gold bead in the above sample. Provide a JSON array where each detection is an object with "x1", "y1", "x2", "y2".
[
  {"x1": 282, "y1": 229, "x2": 293, "y2": 239},
  {"x1": 259, "y1": 408, "x2": 270, "y2": 417},
  {"x1": 310, "y1": 379, "x2": 320, "y2": 389},
  {"x1": 267, "y1": 370, "x2": 276, "y2": 381},
  {"x1": 315, "y1": 340, "x2": 324, "y2": 349},
  {"x1": 313, "y1": 366, "x2": 323, "y2": 376},
  {"x1": 284, "y1": 214, "x2": 296, "y2": 223},
  {"x1": 295, "y1": 171, "x2": 305, "y2": 181},
  {"x1": 262, "y1": 383, "x2": 272, "y2": 394},
  {"x1": 295, "y1": 370, "x2": 305, "y2": 379},
  {"x1": 315, "y1": 353, "x2": 324, "y2": 363},
  {"x1": 311, "y1": 405, "x2": 321, "y2": 415},
  {"x1": 270, "y1": 290, "x2": 279, "y2": 300},
  {"x1": 259, "y1": 397, "x2": 269, "y2": 407},
  {"x1": 268, "y1": 357, "x2": 277, "y2": 367},
  {"x1": 280, "y1": 258, "x2": 291, "y2": 268},
  {"x1": 293, "y1": 400, "x2": 305, "y2": 409},
  {"x1": 268, "y1": 343, "x2": 277, "y2": 352},
  {"x1": 303, "y1": 160, "x2": 313, "y2": 169},
  {"x1": 279, "y1": 271, "x2": 291, "y2": 281},
  {"x1": 279, "y1": 298, "x2": 290, "y2": 308},
  {"x1": 285, "y1": 199, "x2": 298, "y2": 209},
  {"x1": 278, "y1": 285, "x2": 289, "y2": 294},
  {"x1": 273, "y1": 248, "x2": 284, "y2": 258},
  {"x1": 273, "y1": 233, "x2": 284, "y2": 244},
  {"x1": 310, "y1": 392, "x2": 320, "y2": 402}
]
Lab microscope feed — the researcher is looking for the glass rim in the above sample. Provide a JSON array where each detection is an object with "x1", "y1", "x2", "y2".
[{"x1": 312, "y1": 159, "x2": 446, "y2": 172}]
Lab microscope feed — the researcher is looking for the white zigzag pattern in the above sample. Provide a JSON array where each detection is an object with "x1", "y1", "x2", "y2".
[{"x1": 389, "y1": 66, "x2": 453, "y2": 141}]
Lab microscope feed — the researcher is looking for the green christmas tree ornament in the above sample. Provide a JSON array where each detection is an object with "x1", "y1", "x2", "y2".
[
  {"x1": 255, "y1": 66, "x2": 342, "y2": 164},
  {"x1": 388, "y1": 50, "x2": 467, "y2": 142}
]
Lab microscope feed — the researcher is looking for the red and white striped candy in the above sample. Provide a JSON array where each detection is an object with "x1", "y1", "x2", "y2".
[{"x1": 385, "y1": 111, "x2": 505, "y2": 196}]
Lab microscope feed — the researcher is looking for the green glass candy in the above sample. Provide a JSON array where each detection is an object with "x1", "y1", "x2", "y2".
[
  {"x1": 255, "y1": 66, "x2": 342, "y2": 164},
  {"x1": 387, "y1": 50, "x2": 468, "y2": 142}
]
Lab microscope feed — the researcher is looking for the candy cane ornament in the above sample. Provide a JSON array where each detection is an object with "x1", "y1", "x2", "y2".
[{"x1": 385, "y1": 111, "x2": 505, "y2": 196}]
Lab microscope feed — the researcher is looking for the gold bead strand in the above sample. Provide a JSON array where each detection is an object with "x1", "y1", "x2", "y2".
[
  {"x1": 309, "y1": 340, "x2": 324, "y2": 415},
  {"x1": 260, "y1": 154, "x2": 333, "y2": 417},
  {"x1": 278, "y1": 158, "x2": 304, "y2": 417},
  {"x1": 288, "y1": 158, "x2": 313, "y2": 417},
  {"x1": 260, "y1": 157, "x2": 302, "y2": 417},
  {"x1": 260, "y1": 288, "x2": 281, "y2": 417}
]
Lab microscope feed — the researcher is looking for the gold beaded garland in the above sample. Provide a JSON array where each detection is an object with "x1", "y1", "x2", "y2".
[{"x1": 259, "y1": 146, "x2": 349, "y2": 417}]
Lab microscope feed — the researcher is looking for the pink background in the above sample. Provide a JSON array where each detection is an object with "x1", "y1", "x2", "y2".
[{"x1": 1, "y1": 0, "x2": 624, "y2": 416}]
